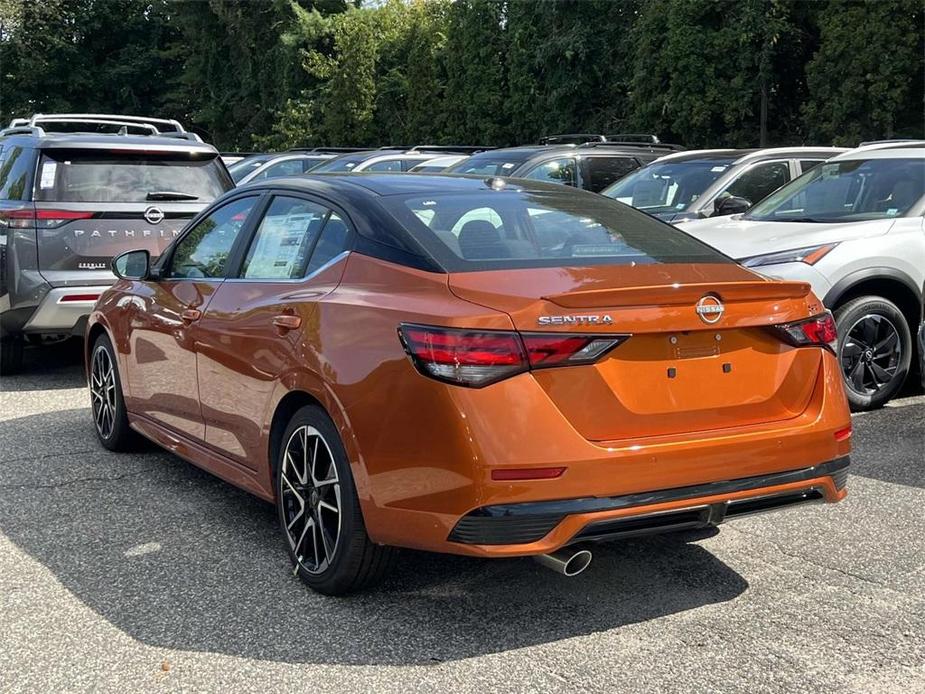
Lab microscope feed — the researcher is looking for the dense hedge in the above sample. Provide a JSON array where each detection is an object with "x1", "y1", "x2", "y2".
[{"x1": 1, "y1": 0, "x2": 922, "y2": 150}]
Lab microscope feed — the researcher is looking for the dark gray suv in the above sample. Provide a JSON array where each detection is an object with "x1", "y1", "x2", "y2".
[{"x1": 0, "y1": 114, "x2": 233, "y2": 372}]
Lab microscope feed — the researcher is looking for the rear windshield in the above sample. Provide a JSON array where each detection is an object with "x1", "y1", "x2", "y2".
[
  {"x1": 381, "y1": 189, "x2": 732, "y2": 271},
  {"x1": 35, "y1": 150, "x2": 230, "y2": 203},
  {"x1": 228, "y1": 155, "x2": 274, "y2": 182}
]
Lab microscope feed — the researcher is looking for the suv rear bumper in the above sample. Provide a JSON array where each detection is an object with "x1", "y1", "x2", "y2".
[{"x1": 22, "y1": 285, "x2": 110, "y2": 334}]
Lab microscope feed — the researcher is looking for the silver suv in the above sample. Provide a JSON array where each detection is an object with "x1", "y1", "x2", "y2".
[
  {"x1": 602, "y1": 147, "x2": 847, "y2": 222},
  {"x1": 679, "y1": 142, "x2": 925, "y2": 410},
  {"x1": 0, "y1": 114, "x2": 233, "y2": 372}
]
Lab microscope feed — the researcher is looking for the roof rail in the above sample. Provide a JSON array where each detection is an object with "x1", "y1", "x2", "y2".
[
  {"x1": 408, "y1": 145, "x2": 493, "y2": 154},
  {"x1": 30, "y1": 113, "x2": 185, "y2": 133},
  {"x1": 605, "y1": 133, "x2": 661, "y2": 144},
  {"x1": 579, "y1": 140, "x2": 685, "y2": 152},
  {"x1": 858, "y1": 138, "x2": 924, "y2": 147},
  {"x1": 287, "y1": 147, "x2": 369, "y2": 154},
  {"x1": 538, "y1": 134, "x2": 607, "y2": 145}
]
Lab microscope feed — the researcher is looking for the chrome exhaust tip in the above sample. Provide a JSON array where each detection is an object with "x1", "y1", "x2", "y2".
[{"x1": 533, "y1": 548, "x2": 593, "y2": 577}]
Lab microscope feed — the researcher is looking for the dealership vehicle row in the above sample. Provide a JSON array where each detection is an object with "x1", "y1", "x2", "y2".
[{"x1": 0, "y1": 113, "x2": 923, "y2": 598}]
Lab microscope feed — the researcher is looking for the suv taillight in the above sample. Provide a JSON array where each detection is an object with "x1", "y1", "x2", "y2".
[
  {"x1": 398, "y1": 324, "x2": 628, "y2": 387},
  {"x1": 0, "y1": 209, "x2": 94, "y2": 229},
  {"x1": 771, "y1": 311, "x2": 838, "y2": 351}
]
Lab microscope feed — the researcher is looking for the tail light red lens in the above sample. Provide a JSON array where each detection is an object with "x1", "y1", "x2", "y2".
[
  {"x1": 398, "y1": 324, "x2": 628, "y2": 387},
  {"x1": 0, "y1": 209, "x2": 94, "y2": 229},
  {"x1": 772, "y1": 311, "x2": 838, "y2": 351}
]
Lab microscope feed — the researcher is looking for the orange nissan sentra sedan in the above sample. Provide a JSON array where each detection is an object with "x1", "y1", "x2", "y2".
[{"x1": 87, "y1": 174, "x2": 851, "y2": 594}]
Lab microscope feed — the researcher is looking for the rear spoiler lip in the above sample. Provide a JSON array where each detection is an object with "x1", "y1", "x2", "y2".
[
  {"x1": 37, "y1": 141, "x2": 217, "y2": 155},
  {"x1": 543, "y1": 280, "x2": 812, "y2": 308}
]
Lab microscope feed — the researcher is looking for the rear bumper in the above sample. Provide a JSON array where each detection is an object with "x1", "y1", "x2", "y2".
[
  {"x1": 448, "y1": 456, "x2": 849, "y2": 549},
  {"x1": 22, "y1": 285, "x2": 110, "y2": 334}
]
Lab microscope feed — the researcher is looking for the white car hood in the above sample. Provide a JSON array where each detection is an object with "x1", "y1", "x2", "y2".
[{"x1": 676, "y1": 216, "x2": 895, "y2": 260}]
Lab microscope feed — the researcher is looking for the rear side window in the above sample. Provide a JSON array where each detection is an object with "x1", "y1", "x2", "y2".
[
  {"x1": 0, "y1": 146, "x2": 34, "y2": 201},
  {"x1": 241, "y1": 196, "x2": 330, "y2": 279},
  {"x1": 723, "y1": 161, "x2": 790, "y2": 204},
  {"x1": 382, "y1": 190, "x2": 733, "y2": 271},
  {"x1": 35, "y1": 150, "x2": 230, "y2": 203},
  {"x1": 253, "y1": 159, "x2": 305, "y2": 181},
  {"x1": 799, "y1": 159, "x2": 825, "y2": 174},
  {"x1": 522, "y1": 158, "x2": 577, "y2": 187},
  {"x1": 584, "y1": 156, "x2": 640, "y2": 193}
]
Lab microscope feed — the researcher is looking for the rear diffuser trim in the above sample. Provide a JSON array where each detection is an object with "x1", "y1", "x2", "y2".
[{"x1": 448, "y1": 456, "x2": 849, "y2": 545}]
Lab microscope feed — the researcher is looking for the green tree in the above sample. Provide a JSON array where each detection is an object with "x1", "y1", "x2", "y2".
[{"x1": 802, "y1": 0, "x2": 924, "y2": 143}]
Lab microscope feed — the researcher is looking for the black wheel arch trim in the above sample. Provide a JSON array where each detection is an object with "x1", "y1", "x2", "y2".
[{"x1": 823, "y1": 267, "x2": 922, "y2": 313}]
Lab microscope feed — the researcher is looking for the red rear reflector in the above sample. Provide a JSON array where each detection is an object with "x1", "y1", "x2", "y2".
[
  {"x1": 834, "y1": 425, "x2": 852, "y2": 442},
  {"x1": 492, "y1": 467, "x2": 566, "y2": 481},
  {"x1": 398, "y1": 324, "x2": 629, "y2": 388},
  {"x1": 59, "y1": 293, "x2": 100, "y2": 303}
]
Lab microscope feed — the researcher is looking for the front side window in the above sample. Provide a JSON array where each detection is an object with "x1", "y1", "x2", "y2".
[
  {"x1": 721, "y1": 161, "x2": 790, "y2": 205},
  {"x1": 602, "y1": 158, "x2": 734, "y2": 214},
  {"x1": 584, "y1": 156, "x2": 640, "y2": 193},
  {"x1": 383, "y1": 190, "x2": 732, "y2": 271},
  {"x1": 747, "y1": 157, "x2": 925, "y2": 223},
  {"x1": 241, "y1": 196, "x2": 330, "y2": 279},
  {"x1": 523, "y1": 158, "x2": 577, "y2": 187},
  {"x1": 35, "y1": 150, "x2": 230, "y2": 203},
  {"x1": 167, "y1": 197, "x2": 257, "y2": 279}
]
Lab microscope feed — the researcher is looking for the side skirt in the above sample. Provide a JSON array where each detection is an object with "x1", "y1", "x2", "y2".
[{"x1": 129, "y1": 413, "x2": 274, "y2": 502}]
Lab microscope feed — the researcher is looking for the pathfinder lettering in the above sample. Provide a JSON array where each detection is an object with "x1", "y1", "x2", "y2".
[{"x1": 73, "y1": 229, "x2": 181, "y2": 239}]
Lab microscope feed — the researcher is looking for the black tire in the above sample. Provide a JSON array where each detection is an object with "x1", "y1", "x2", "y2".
[
  {"x1": 0, "y1": 336, "x2": 24, "y2": 375},
  {"x1": 835, "y1": 296, "x2": 912, "y2": 411},
  {"x1": 89, "y1": 333, "x2": 139, "y2": 451},
  {"x1": 275, "y1": 405, "x2": 396, "y2": 595}
]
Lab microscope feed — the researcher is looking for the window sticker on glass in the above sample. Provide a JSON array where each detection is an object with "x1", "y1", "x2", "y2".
[
  {"x1": 887, "y1": 208, "x2": 899, "y2": 217},
  {"x1": 502, "y1": 163, "x2": 516, "y2": 170},
  {"x1": 40, "y1": 162, "x2": 57, "y2": 188},
  {"x1": 710, "y1": 166, "x2": 728, "y2": 173}
]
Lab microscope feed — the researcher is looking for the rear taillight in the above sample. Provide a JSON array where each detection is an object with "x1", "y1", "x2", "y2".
[
  {"x1": 0, "y1": 209, "x2": 94, "y2": 229},
  {"x1": 771, "y1": 311, "x2": 838, "y2": 351},
  {"x1": 398, "y1": 324, "x2": 628, "y2": 387}
]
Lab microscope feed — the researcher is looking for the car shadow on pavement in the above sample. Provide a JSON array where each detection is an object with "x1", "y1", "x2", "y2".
[
  {"x1": 0, "y1": 407, "x2": 748, "y2": 665},
  {"x1": 0, "y1": 339, "x2": 86, "y2": 392}
]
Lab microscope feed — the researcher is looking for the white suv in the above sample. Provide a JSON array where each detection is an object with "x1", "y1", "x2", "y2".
[{"x1": 678, "y1": 142, "x2": 925, "y2": 410}]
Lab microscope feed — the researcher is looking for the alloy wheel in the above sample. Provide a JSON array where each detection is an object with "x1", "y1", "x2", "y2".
[
  {"x1": 280, "y1": 425, "x2": 342, "y2": 575},
  {"x1": 840, "y1": 313, "x2": 902, "y2": 395},
  {"x1": 90, "y1": 346, "x2": 117, "y2": 439}
]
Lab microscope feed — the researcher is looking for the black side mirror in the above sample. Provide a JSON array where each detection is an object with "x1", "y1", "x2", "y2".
[
  {"x1": 712, "y1": 195, "x2": 752, "y2": 217},
  {"x1": 112, "y1": 249, "x2": 151, "y2": 280}
]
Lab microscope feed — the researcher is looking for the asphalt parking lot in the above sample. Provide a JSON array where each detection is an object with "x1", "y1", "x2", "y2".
[{"x1": 1, "y1": 340, "x2": 923, "y2": 693}]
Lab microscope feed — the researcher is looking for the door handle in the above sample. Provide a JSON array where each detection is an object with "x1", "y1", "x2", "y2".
[
  {"x1": 181, "y1": 308, "x2": 202, "y2": 322},
  {"x1": 272, "y1": 314, "x2": 302, "y2": 331}
]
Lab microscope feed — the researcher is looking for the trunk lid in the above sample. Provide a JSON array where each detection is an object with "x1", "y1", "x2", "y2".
[{"x1": 449, "y1": 263, "x2": 825, "y2": 441}]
